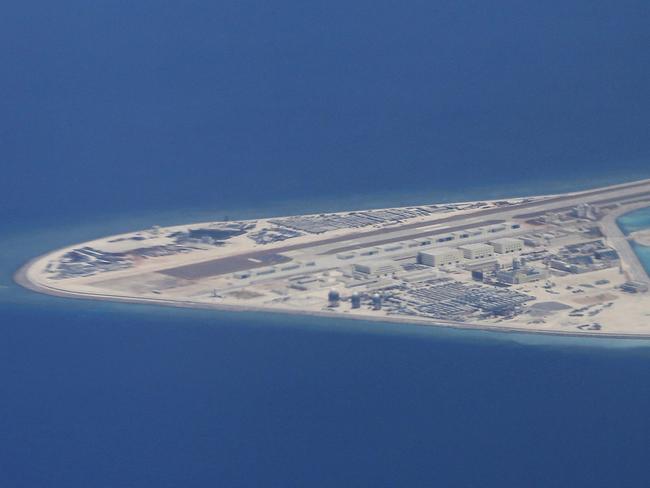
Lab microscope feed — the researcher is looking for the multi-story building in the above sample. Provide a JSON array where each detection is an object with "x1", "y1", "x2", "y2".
[
  {"x1": 491, "y1": 237, "x2": 524, "y2": 254},
  {"x1": 458, "y1": 243, "x2": 494, "y2": 260},
  {"x1": 418, "y1": 248, "x2": 463, "y2": 267}
]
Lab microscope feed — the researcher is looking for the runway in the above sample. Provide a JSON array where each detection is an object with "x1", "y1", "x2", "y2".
[{"x1": 161, "y1": 179, "x2": 650, "y2": 280}]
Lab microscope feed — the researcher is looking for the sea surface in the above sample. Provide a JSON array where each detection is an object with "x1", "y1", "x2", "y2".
[{"x1": 2, "y1": 1, "x2": 650, "y2": 487}]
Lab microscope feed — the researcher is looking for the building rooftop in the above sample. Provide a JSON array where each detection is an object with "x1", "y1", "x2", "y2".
[
  {"x1": 490, "y1": 237, "x2": 523, "y2": 245},
  {"x1": 420, "y1": 247, "x2": 459, "y2": 256},
  {"x1": 458, "y1": 243, "x2": 494, "y2": 251}
]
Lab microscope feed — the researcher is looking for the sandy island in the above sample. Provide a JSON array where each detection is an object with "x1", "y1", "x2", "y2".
[{"x1": 15, "y1": 178, "x2": 650, "y2": 339}]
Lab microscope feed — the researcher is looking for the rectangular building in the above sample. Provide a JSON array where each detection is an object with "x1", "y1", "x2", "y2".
[
  {"x1": 496, "y1": 267, "x2": 548, "y2": 284},
  {"x1": 418, "y1": 247, "x2": 463, "y2": 267},
  {"x1": 435, "y1": 234, "x2": 455, "y2": 243},
  {"x1": 354, "y1": 260, "x2": 400, "y2": 276},
  {"x1": 486, "y1": 224, "x2": 507, "y2": 234},
  {"x1": 594, "y1": 248, "x2": 620, "y2": 261},
  {"x1": 336, "y1": 252, "x2": 356, "y2": 260},
  {"x1": 458, "y1": 243, "x2": 494, "y2": 260},
  {"x1": 491, "y1": 237, "x2": 524, "y2": 254},
  {"x1": 621, "y1": 281, "x2": 649, "y2": 293},
  {"x1": 256, "y1": 267, "x2": 277, "y2": 276},
  {"x1": 453, "y1": 231, "x2": 471, "y2": 240},
  {"x1": 463, "y1": 260, "x2": 499, "y2": 272},
  {"x1": 523, "y1": 237, "x2": 542, "y2": 247},
  {"x1": 381, "y1": 244, "x2": 404, "y2": 252}
]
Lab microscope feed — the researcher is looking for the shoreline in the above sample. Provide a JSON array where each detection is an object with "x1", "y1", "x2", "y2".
[
  {"x1": 14, "y1": 177, "x2": 650, "y2": 341},
  {"x1": 14, "y1": 246, "x2": 650, "y2": 342}
]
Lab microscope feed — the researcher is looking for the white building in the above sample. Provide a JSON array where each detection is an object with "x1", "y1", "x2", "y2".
[
  {"x1": 359, "y1": 247, "x2": 380, "y2": 256},
  {"x1": 415, "y1": 237, "x2": 433, "y2": 246},
  {"x1": 453, "y1": 231, "x2": 472, "y2": 240},
  {"x1": 434, "y1": 233, "x2": 455, "y2": 244},
  {"x1": 336, "y1": 252, "x2": 356, "y2": 260},
  {"x1": 354, "y1": 260, "x2": 400, "y2": 276},
  {"x1": 458, "y1": 243, "x2": 494, "y2": 260},
  {"x1": 256, "y1": 267, "x2": 277, "y2": 276},
  {"x1": 381, "y1": 244, "x2": 404, "y2": 253},
  {"x1": 466, "y1": 228, "x2": 486, "y2": 239},
  {"x1": 490, "y1": 237, "x2": 524, "y2": 254},
  {"x1": 496, "y1": 266, "x2": 548, "y2": 284},
  {"x1": 418, "y1": 247, "x2": 463, "y2": 267}
]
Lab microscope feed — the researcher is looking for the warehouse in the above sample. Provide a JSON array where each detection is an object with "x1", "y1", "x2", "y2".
[
  {"x1": 491, "y1": 237, "x2": 524, "y2": 254},
  {"x1": 354, "y1": 260, "x2": 400, "y2": 276},
  {"x1": 418, "y1": 248, "x2": 463, "y2": 267},
  {"x1": 458, "y1": 243, "x2": 494, "y2": 260},
  {"x1": 496, "y1": 267, "x2": 548, "y2": 284}
]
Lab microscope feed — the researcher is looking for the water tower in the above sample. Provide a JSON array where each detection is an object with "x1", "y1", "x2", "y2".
[
  {"x1": 328, "y1": 289, "x2": 340, "y2": 307},
  {"x1": 372, "y1": 293, "x2": 382, "y2": 310}
]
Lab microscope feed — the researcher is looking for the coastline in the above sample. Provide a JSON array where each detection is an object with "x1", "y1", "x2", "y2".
[
  {"x1": 13, "y1": 176, "x2": 650, "y2": 341},
  {"x1": 15, "y1": 243, "x2": 650, "y2": 342}
]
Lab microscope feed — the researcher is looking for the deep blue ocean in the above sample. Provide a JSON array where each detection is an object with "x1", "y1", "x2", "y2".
[{"x1": 2, "y1": 1, "x2": 650, "y2": 487}]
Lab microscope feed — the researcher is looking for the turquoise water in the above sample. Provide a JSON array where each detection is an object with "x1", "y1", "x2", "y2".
[{"x1": 617, "y1": 207, "x2": 650, "y2": 275}]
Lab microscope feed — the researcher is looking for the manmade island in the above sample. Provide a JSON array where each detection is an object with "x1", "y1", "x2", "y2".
[{"x1": 16, "y1": 179, "x2": 650, "y2": 338}]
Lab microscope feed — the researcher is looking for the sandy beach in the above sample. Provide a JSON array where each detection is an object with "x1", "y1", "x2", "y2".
[{"x1": 14, "y1": 178, "x2": 650, "y2": 340}]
